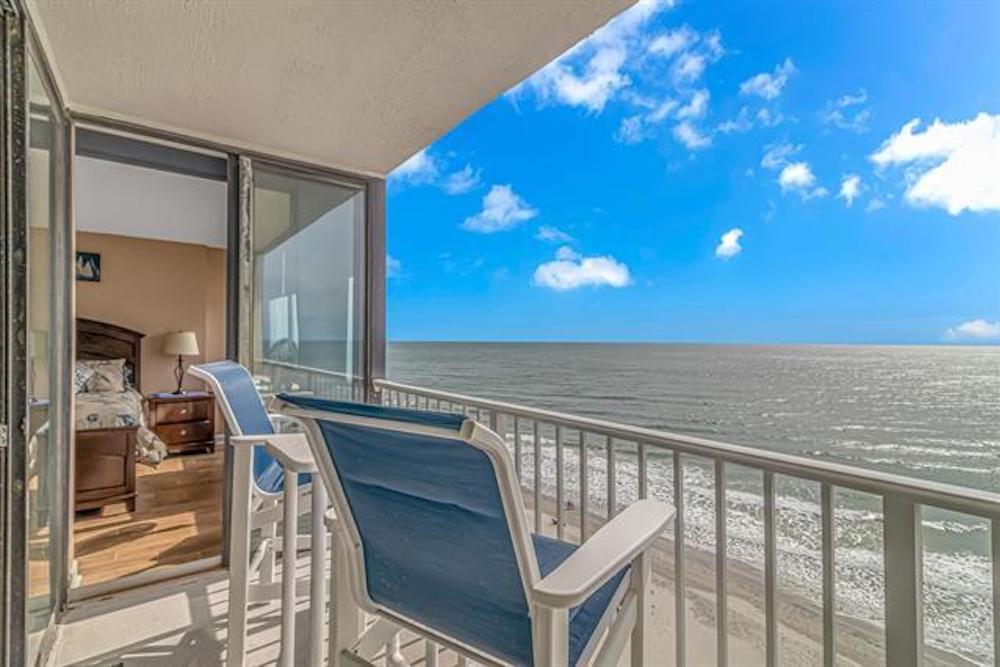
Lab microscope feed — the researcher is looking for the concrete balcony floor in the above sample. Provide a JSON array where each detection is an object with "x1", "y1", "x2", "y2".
[
  {"x1": 48, "y1": 550, "x2": 764, "y2": 666},
  {"x1": 54, "y1": 496, "x2": 943, "y2": 667}
]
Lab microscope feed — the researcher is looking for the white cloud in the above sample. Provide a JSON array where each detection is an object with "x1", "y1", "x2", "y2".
[
  {"x1": 702, "y1": 30, "x2": 725, "y2": 59},
  {"x1": 671, "y1": 52, "x2": 707, "y2": 84},
  {"x1": 715, "y1": 228, "x2": 743, "y2": 259},
  {"x1": 673, "y1": 121, "x2": 712, "y2": 150},
  {"x1": 389, "y1": 150, "x2": 484, "y2": 196},
  {"x1": 540, "y1": 49, "x2": 629, "y2": 113},
  {"x1": 821, "y1": 89, "x2": 871, "y2": 133},
  {"x1": 839, "y1": 174, "x2": 862, "y2": 206},
  {"x1": 761, "y1": 142, "x2": 802, "y2": 170},
  {"x1": 442, "y1": 165, "x2": 482, "y2": 195},
  {"x1": 614, "y1": 99, "x2": 680, "y2": 144},
  {"x1": 462, "y1": 184, "x2": 538, "y2": 233},
  {"x1": 718, "y1": 107, "x2": 754, "y2": 134},
  {"x1": 740, "y1": 58, "x2": 796, "y2": 100},
  {"x1": 833, "y1": 90, "x2": 868, "y2": 108},
  {"x1": 389, "y1": 148, "x2": 439, "y2": 185},
  {"x1": 648, "y1": 25, "x2": 697, "y2": 57},
  {"x1": 718, "y1": 106, "x2": 784, "y2": 134},
  {"x1": 676, "y1": 88, "x2": 710, "y2": 120},
  {"x1": 778, "y1": 161, "x2": 828, "y2": 199},
  {"x1": 865, "y1": 198, "x2": 885, "y2": 213},
  {"x1": 615, "y1": 115, "x2": 646, "y2": 144},
  {"x1": 510, "y1": 0, "x2": 668, "y2": 113},
  {"x1": 778, "y1": 162, "x2": 815, "y2": 190},
  {"x1": 536, "y1": 225, "x2": 574, "y2": 243},
  {"x1": 944, "y1": 319, "x2": 1000, "y2": 341},
  {"x1": 646, "y1": 98, "x2": 680, "y2": 123},
  {"x1": 755, "y1": 108, "x2": 785, "y2": 128},
  {"x1": 386, "y1": 254, "x2": 402, "y2": 278},
  {"x1": 533, "y1": 246, "x2": 632, "y2": 291},
  {"x1": 870, "y1": 112, "x2": 1000, "y2": 215},
  {"x1": 593, "y1": 18, "x2": 721, "y2": 147},
  {"x1": 656, "y1": 26, "x2": 724, "y2": 87}
]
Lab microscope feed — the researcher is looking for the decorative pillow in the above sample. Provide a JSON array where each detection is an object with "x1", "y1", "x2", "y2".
[
  {"x1": 73, "y1": 364, "x2": 94, "y2": 394},
  {"x1": 78, "y1": 358, "x2": 127, "y2": 393}
]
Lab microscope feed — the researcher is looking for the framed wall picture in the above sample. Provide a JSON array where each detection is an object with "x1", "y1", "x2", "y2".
[{"x1": 75, "y1": 251, "x2": 101, "y2": 282}]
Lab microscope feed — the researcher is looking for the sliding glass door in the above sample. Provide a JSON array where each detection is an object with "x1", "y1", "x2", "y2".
[
  {"x1": 2, "y1": 5, "x2": 69, "y2": 663},
  {"x1": 25, "y1": 48, "x2": 59, "y2": 662},
  {"x1": 0, "y1": 4, "x2": 19, "y2": 659},
  {"x1": 243, "y1": 161, "x2": 367, "y2": 400}
]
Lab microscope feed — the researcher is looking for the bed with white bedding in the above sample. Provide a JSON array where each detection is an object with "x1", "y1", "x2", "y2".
[
  {"x1": 75, "y1": 388, "x2": 167, "y2": 465},
  {"x1": 74, "y1": 318, "x2": 164, "y2": 512}
]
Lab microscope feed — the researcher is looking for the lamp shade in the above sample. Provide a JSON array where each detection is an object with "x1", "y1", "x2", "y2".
[{"x1": 163, "y1": 331, "x2": 199, "y2": 356}]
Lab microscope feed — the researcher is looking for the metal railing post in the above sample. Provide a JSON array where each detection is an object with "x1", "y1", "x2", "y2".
[
  {"x1": 821, "y1": 483, "x2": 836, "y2": 667},
  {"x1": 513, "y1": 417, "x2": 523, "y2": 482},
  {"x1": 764, "y1": 471, "x2": 777, "y2": 667},
  {"x1": 606, "y1": 437, "x2": 617, "y2": 518},
  {"x1": 993, "y1": 517, "x2": 1000, "y2": 667},
  {"x1": 555, "y1": 425, "x2": 564, "y2": 540},
  {"x1": 674, "y1": 452, "x2": 686, "y2": 667},
  {"x1": 579, "y1": 433, "x2": 589, "y2": 542},
  {"x1": 637, "y1": 443, "x2": 648, "y2": 500},
  {"x1": 533, "y1": 420, "x2": 542, "y2": 533},
  {"x1": 883, "y1": 496, "x2": 923, "y2": 667},
  {"x1": 715, "y1": 459, "x2": 727, "y2": 667}
]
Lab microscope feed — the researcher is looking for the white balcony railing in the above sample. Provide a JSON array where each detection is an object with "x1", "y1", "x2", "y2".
[
  {"x1": 254, "y1": 358, "x2": 999, "y2": 665},
  {"x1": 373, "y1": 378, "x2": 1000, "y2": 667},
  {"x1": 256, "y1": 358, "x2": 364, "y2": 402}
]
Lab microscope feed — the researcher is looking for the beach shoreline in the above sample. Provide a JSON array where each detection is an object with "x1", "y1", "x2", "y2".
[{"x1": 524, "y1": 492, "x2": 977, "y2": 666}]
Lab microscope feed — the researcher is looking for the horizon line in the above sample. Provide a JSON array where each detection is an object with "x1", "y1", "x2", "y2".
[{"x1": 386, "y1": 339, "x2": 1000, "y2": 348}]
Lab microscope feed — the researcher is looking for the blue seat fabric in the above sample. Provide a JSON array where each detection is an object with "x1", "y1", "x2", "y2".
[
  {"x1": 277, "y1": 393, "x2": 629, "y2": 666},
  {"x1": 196, "y1": 361, "x2": 289, "y2": 493},
  {"x1": 277, "y1": 393, "x2": 466, "y2": 431},
  {"x1": 533, "y1": 534, "x2": 631, "y2": 665}
]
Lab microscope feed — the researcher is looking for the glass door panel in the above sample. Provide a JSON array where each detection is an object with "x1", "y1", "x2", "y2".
[
  {"x1": 250, "y1": 165, "x2": 366, "y2": 400},
  {"x1": 25, "y1": 50, "x2": 57, "y2": 659}
]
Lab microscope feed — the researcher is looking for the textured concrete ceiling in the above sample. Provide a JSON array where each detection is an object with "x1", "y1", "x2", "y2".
[{"x1": 32, "y1": 0, "x2": 630, "y2": 176}]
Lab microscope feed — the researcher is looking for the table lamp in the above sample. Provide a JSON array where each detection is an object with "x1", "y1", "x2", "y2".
[{"x1": 163, "y1": 330, "x2": 199, "y2": 394}]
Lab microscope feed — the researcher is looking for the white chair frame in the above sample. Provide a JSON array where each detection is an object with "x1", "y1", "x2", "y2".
[
  {"x1": 189, "y1": 365, "x2": 326, "y2": 666},
  {"x1": 276, "y1": 399, "x2": 672, "y2": 666}
]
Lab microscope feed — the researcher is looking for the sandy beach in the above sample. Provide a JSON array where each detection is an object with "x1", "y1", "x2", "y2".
[{"x1": 520, "y1": 493, "x2": 976, "y2": 667}]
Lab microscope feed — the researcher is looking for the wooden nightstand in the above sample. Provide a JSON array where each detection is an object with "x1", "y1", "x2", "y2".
[{"x1": 147, "y1": 391, "x2": 216, "y2": 455}]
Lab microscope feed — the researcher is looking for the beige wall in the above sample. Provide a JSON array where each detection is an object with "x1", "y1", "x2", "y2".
[{"x1": 75, "y1": 231, "x2": 226, "y2": 394}]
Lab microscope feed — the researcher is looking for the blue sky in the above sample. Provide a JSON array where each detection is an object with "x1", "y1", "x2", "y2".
[{"x1": 386, "y1": 0, "x2": 1000, "y2": 344}]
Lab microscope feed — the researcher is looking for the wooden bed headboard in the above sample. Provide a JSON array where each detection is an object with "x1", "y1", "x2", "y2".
[{"x1": 76, "y1": 318, "x2": 145, "y2": 392}]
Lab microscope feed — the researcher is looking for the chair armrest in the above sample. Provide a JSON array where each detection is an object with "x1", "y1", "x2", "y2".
[
  {"x1": 229, "y1": 433, "x2": 276, "y2": 447},
  {"x1": 268, "y1": 412, "x2": 300, "y2": 432},
  {"x1": 229, "y1": 433, "x2": 317, "y2": 474},
  {"x1": 533, "y1": 499, "x2": 672, "y2": 609}
]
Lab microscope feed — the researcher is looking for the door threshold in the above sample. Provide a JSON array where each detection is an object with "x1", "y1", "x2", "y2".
[{"x1": 67, "y1": 556, "x2": 222, "y2": 603}]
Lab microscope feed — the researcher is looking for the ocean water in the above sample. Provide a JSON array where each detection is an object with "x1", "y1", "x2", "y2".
[{"x1": 386, "y1": 342, "x2": 1000, "y2": 664}]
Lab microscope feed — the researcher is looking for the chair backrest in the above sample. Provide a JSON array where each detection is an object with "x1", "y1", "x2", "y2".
[
  {"x1": 189, "y1": 361, "x2": 286, "y2": 495},
  {"x1": 275, "y1": 393, "x2": 541, "y2": 665}
]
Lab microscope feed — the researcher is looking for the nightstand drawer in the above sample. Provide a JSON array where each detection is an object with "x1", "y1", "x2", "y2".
[
  {"x1": 155, "y1": 419, "x2": 213, "y2": 445},
  {"x1": 153, "y1": 400, "x2": 211, "y2": 425}
]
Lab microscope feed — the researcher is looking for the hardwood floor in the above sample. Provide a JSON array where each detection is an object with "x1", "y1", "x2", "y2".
[{"x1": 73, "y1": 449, "x2": 223, "y2": 587}]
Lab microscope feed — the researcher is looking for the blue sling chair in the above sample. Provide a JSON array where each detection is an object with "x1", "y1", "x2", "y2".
[
  {"x1": 189, "y1": 361, "x2": 327, "y2": 667},
  {"x1": 273, "y1": 392, "x2": 672, "y2": 666}
]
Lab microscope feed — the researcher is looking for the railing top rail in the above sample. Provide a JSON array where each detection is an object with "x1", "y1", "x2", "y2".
[
  {"x1": 258, "y1": 357, "x2": 355, "y2": 381},
  {"x1": 374, "y1": 377, "x2": 1000, "y2": 518}
]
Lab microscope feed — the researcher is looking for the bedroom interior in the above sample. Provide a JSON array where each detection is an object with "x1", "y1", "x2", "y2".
[{"x1": 66, "y1": 130, "x2": 230, "y2": 591}]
